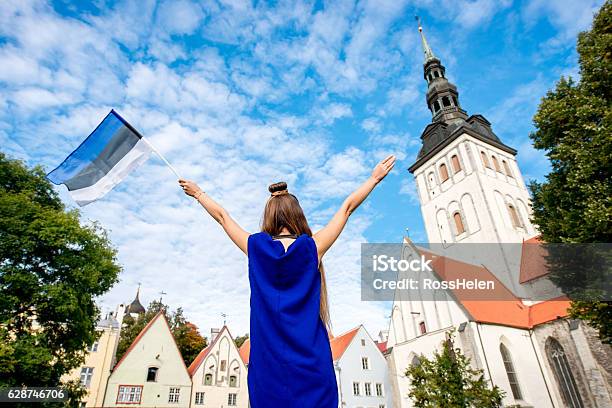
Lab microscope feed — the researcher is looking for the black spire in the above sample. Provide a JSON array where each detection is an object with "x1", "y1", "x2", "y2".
[
  {"x1": 417, "y1": 17, "x2": 467, "y2": 124},
  {"x1": 409, "y1": 18, "x2": 516, "y2": 173},
  {"x1": 125, "y1": 284, "x2": 145, "y2": 315}
]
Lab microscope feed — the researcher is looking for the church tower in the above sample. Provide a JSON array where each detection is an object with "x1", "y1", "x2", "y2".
[{"x1": 409, "y1": 20, "x2": 538, "y2": 288}]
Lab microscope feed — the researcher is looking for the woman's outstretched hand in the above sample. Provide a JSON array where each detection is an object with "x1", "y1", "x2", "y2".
[
  {"x1": 371, "y1": 154, "x2": 396, "y2": 183},
  {"x1": 179, "y1": 179, "x2": 202, "y2": 198}
]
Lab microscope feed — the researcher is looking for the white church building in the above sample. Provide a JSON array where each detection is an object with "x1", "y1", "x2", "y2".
[{"x1": 385, "y1": 22, "x2": 612, "y2": 408}]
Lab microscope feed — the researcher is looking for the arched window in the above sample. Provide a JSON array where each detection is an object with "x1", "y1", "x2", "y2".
[
  {"x1": 507, "y1": 204, "x2": 521, "y2": 228},
  {"x1": 453, "y1": 212, "x2": 465, "y2": 235},
  {"x1": 492, "y1": 156, "x2": 501, "y2": 172},
  {"x1": 546, "y1": 338, "x2": 584, "y2": 408},
  {"x1": 500, "y1": 344, "x2": 523, "y2": 400},
  {"x1": 229, "y1": 375, "x2": 237, "y2": 387},
  {"x1": 434, "y1": 71, "x2": 440, "y2": 78},
  {"x1": 204, "y1": 373, "x2": 213, "y2": 385},
  {"x1": 442, "y1": 96, "x2": 451, "y2": 107},
  {"x1": 433, "y1": 100, "x2": 440, "y2": 112},
  {"x1": 411, "y1": 355, "x2": 421, "y2": 367},
  {"x1": 481, "y1": 151, "x2": 490, "y2": 168},
  {"x1": 503, "y1": 160, "x2": 513, "y2": 177},
  {"x1": 439, "y1": 163, "x2": 449, "y2": 182},
  {"x1": 451, "y1": 154, "x2": 461, "y2": 173},
  {"x1": 146, "y1": 367, "x2": 158, "y2": 382},
  {"x1": 452, "y1": 96, "x2": 458, "y2": 106}
]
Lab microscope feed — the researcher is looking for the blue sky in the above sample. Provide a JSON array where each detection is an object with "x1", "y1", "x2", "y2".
[{"x1": 0, "y1": 0, "x2": 604, "y2": 338}]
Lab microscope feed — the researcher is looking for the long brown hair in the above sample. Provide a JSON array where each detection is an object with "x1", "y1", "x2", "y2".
[{"x1": 262, "y1": 181, "x2": 331, "y2": 333}]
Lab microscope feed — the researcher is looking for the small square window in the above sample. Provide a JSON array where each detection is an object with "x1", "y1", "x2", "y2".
[
  {"x1": 80, "y1": 367, "x2": 94, "y2": 388},
  {"x1": 228, "y1": 393, "x2": 237, "y2": 406},
  {"x1": 168, "y1": 388, "x2": 180, "y2": 403},
  {"x1": 146, "y1": 367, "x2": 158, "y2": 382},
  {"x1": 194, "y1": 392, "x2": 205, "y2": 405}
]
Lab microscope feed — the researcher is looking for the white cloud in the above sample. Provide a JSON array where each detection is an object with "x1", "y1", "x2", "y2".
[
  {"x1": 399, "y1": 177, "x2": 420, "y2": 205},
  {"x1": 157, "y1": 0, "x2": 205, "y2": 35},
  {"x1": 11, "y1": 87, "x2": 78, "y2": 111},
  {"x1": 361, "y1": 117, "x2": 381, "y2": 133},
  {"x1": 523, "y1": 0, "x2": 603, "y2": 40},
  {"x1": 417, "y1": 0, "x2": 512, "y2": 30}
]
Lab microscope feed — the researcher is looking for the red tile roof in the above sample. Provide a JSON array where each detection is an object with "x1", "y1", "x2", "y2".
[
  {"x1": 415, "y1": 246, "x2": 570, "y2": 329},
  {"x1": 519, "y1": 235, "x2": 550, "y2": 283},
  {"x1": 238, "y1": 339, "x2": 250, "y2": 365},
  {"x1": 329, "y1": 326, "x2": 360, "y2": 361}
]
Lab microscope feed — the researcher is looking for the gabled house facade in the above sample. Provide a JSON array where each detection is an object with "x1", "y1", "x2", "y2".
[
  {"x1": 62, "y1": 305, "x2": 125, "y2": 407},
  {"x1": 102, "y1": 311, "x2": 192, "y2": 407},
  {"x1": 188, "y1": 326, "x2": 249, "y2": 408},
  {"x1": 331, "y1": 325, "x2": 393, "y2": 408}
]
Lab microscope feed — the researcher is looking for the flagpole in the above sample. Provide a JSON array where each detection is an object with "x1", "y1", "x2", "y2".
[{"x1": 141, "y1": 137, "x2": 181, "y2": 179}]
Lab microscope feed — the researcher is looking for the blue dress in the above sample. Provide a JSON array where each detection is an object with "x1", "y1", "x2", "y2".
[{"x1": 247, "y1": 232, "x2": 338, "y2": 408}]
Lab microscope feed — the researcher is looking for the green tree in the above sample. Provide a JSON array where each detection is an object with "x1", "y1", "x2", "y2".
[
  {"x1": 406, "y1": 334, "x2": 504, "y2": 407},
  {"x1": 116, "y1": 300, "x2": 207, "y2": 366},
  {"x1": 528, "y1": 1, "x2": 611, "y2": 343},
  {"x1": 0, "y1": 153, "x2": 121, "y2": 404},
  {"x1": 234, "y1": 333, "x2": 249, "y2": 348}
]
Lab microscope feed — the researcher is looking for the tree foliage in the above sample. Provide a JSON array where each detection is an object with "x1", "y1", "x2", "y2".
[
  {"x1": 0, "y1": 152, "x2": 121, "y2": 404},
  {"x1": 405, "y1": 334, "x2": 504, "y2": 407},
  {"x1": 528, "y1": 1, "x2": 611, "y2": 343},
  {"x1": 234, "y1": 333, "x2": 249, "y2": 348},
  {"x1": 116, "y1": 300, "x2": 207, "y2": 366}
]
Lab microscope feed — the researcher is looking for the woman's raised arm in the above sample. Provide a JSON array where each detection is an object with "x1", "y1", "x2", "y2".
[
  {"x1": 179, "y1": 180, "x2": 249, "y2": 254},
  {"x1": 313, "y1": 155, "x2": 396, "y2": 260}
]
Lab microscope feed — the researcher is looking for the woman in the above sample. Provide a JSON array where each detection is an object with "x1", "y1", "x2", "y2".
[{"x1": 179, "y1": 154, "x2": 396, "y2": 407}]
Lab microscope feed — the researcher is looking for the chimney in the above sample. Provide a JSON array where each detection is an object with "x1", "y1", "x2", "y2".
[{"x1": 210, "y1": 328, "x2": 220, "y2": 342}]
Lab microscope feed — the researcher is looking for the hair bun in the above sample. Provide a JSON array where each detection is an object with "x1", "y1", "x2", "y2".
[{"x1": 268, "y1": 181, "x2": 288, "y2": 194}]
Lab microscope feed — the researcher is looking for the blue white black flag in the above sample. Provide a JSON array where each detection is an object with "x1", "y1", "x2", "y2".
[{"x1": 47, "y1": 110, "x2": 153, "y2": 206}]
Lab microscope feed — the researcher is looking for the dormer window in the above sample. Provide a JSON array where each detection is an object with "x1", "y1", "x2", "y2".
[{"x1": 439, "y1": 163, "x2": 449, "y2": 182}]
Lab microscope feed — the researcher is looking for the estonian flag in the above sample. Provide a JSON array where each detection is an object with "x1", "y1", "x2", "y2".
[{"x1": 47, "y1": 110, "x2": 154, "y2": 206}]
